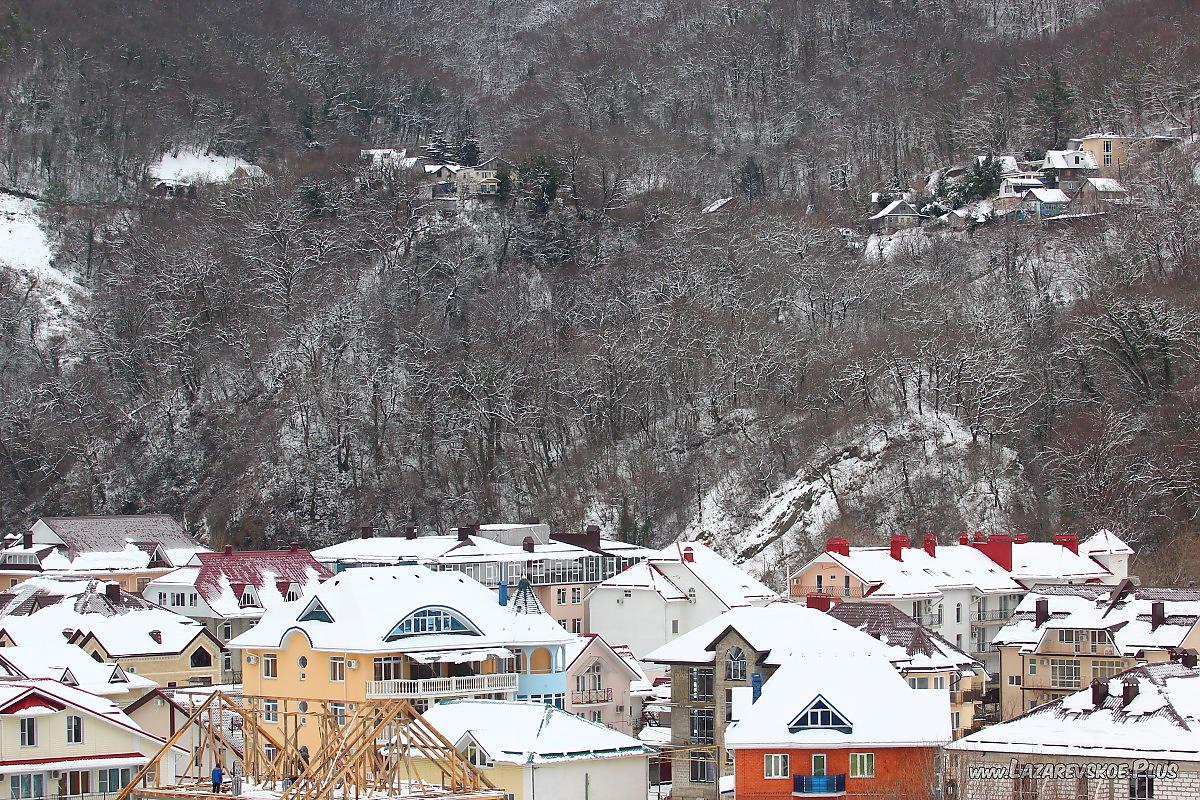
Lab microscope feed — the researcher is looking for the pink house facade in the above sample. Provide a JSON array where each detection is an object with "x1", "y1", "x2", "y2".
[{"x1": 563, "y1": 634, "x2": 642, "y2": 734}]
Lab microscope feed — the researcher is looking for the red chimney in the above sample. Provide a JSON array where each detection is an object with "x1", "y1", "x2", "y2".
[
  {"x1": 806, "y1": 593, "x2": 835, "y2": 612},
  {"x1": 584, "y1": 524, "x2": 602, "y2": 548},
  {"x1": 1053, "y1": 533, "x2": 1079, "y2": 555},
  {"x1": 923, "y1": 534, "x2": 937, "y2": 557},
  {"x1": 359, "y1": 526, "x2": 374, "y2": 539},
  {"x1": 958, "y1": 531, "x2": 970, "y2": 545},
  {"x1": 522, "y1": 536, "x2": 536, "y2": 553},
  {"x1": 1091, "y1": 678, "x2": 1108, "y2": 707},
  {"x1": 1014, "y1": 532, "x2": 1030, "y2": 544},
  {"x1": 973, "y1": 531, "x2": 987, "y2": 543},
  {"x1": 889, "y1": 535, "x2": 910, "y2": 562},
  {"x1": 1122, "y1": 677, "x2": 1139, "y2": 706},
  {"x1": 974, "y1": 533, "x2": 1013, "y2": 571},
  {"x1": 1151, "y1": 601, "x2": 1166, "y2": 631},
  {"x1": 149, "y1": 630, "x2": 162, "y2": 644},
  {"x1": 105, "y1": 583, "x2": 120, "y2": 602},
  {"x1": 289, "y1": 541, "x2": 299, "y2": 552},
  {"x1": 826, "y1": 538, "x2": 850, "y2": 557},
  {"x1": 22, "y1": 531, "x2": 32, "y2": 549},
  {"x1": 682, "y1": 546, "x2": 695, "y2": 563},
  {"x1": 457, "y1": 524, "x2": 474, "y2": 542},
  {"x1": 1035, "y1": 597, "x2": 1050, "y2": 627},
  {"x1": 223, "y1": 544, "x2": 233, "y2": 556}
]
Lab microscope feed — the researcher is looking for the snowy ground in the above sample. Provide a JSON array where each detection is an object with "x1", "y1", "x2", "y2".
[
  {"x1": 0, "y1": 192, "x2": 82, "y2": 339},
  {"x1": 148, "y1": 150, "x2": 265, "y2": 184}
]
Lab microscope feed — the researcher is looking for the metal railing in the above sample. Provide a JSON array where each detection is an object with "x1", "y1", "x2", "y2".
[
  {"x1": 365, "y1": 672, "x2": 519, "y2": 699},
  {"x1": 950, "y1": 690, "x2": 983, "y2": 705},
  {"x1": 794, "y1": 774, "x2": 847, "y2": 794},
  {"x1": 973, "y1": 608, "x2": 1014, "y2": 624},
  {"x1": 571, "y1": 687, "x2": 612, "y2": 705},
  {"x1": 791, "y1": 585, "x2": 856, "y2": 598}
]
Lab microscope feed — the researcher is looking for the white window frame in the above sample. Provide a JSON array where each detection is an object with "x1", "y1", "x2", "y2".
[
  {"x1": 850, "y1": 752, "x2": 875, "y2": 778},
  {"x1": 763, "y1": 753, "x2": 789, "y2": 779},
  {"x1": 330, "y1": 657, "x2": 346, "y2": 683},
  {"x1": 19, "y1": 717, "x2": 36, "y2": 747},
  {"x1": 66, "y1": 714, "x2": 83, "y2": 745},
  {"x1": 262, "y1": 653, "x2": 278, "y2": 679}
]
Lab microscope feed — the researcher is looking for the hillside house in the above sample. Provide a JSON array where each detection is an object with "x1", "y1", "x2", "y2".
[
  {"x1": 229, "y1": 564, "x2": 573, "y2": 751},
  {"x1": 995, "y1": 175, "x2": 1046, "y2": 210},
  {"x1": 0, "y1": 577, "x2": 223, "y2": 689},
  {"x1": 788, "y1": 533, "x2": 1120, "y2": 676},
  {"x1": 410, "y1": 699, "x2": 653, "y2": 800},
  {"x1": 1041, "y1": 149, "x2": 1098, "y2": 191},
  {"x1": 1021, "y1": 187, "x2": 1071, "y2": 218},
  {"x1": 143, "y1": 544, "x2": 331, "y2": 681},
  {"x1": 588, "y1": 542, "x2": 778, "y2": 659},
  {"x1": 726, "y1": 644, "x2": 950, "y2": 800},
  {"x1": 946, "y1": 659, "x2": 1200, "y2": 800},
  {"x1": 993, "y1": 581, "x2": 1200, "y2": 719},
  {"x1": 0, "y1": 515, "x2": 206, "y2": 593},
  {"x1": 864, "y1": 198, "x2": 923, "y2": 234},
  {"x1": 563, "y1": 634, "x2": 644, "y2": 733},
  {"x1": 1071, "y1": 176, "x2": 1129, "y2": 212}
]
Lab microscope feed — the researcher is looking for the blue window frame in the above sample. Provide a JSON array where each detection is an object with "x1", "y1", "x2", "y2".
[
  {"x1": 787, "y1": 695, "x2": 853, "y2": 734},
  {"x1": 385, "y1": 606, "x2": 481, "y2": 640}
]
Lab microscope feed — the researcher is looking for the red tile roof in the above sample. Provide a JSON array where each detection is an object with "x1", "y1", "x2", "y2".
[{"x1": 191, "y1": 548, "x2": 332, "y2": 605}]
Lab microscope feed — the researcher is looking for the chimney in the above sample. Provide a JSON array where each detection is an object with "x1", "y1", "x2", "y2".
[
  {"x1": 22, "y1": 531, "x2": 32, "y2": 549},
  {"x1": 682, "y1": 546, "x2": 695, "y2": 563},
  {"x1": 958, "y1": 531, "x2": 970, "y2": 545},
  {"x1": 1014, "y1": 532, "x2": 1030, "y2": 544},
  {"x1": 584, "y1": 524, "x2": 602, "y2": 548},
  {"x1": 149, "y1": 630, "x2": 162, "y2": 644},
  {"x1": 975, "y1": 533, "x2": 1013, "y2": 571},
  {"x1": 924, "y1": 534, "x2": 937, "y2": 557},
  {"x1": 290, "y1": 541, "x2": 299, "y2": 552},
  {"x1": 889, "y1": 535, "x2": 910, "y2": 562},
  {"x1": 457, "y1": 524, "x2": 474, "y2": 542},
  {"x1": 1035, "y1": 597, "x2": 1050, "y2": 627},
  {"x1": 1151, "y1": 601, "x2": 1166, "y2": 631},
  {"x1": 1181, "y1": 649, "x2": 1198, "y2": 669},
  {"x1": 498, "y1": 581, "x2": 509, "y2": 607},
  {"x1": 522, "y1": 517, "x2": 541, "y2": 525},
  {"x1": 522, "y1": 536, "x2": 536, "y2": 553},
  {"x1": 359, "y1": 526, "x2": 374, "y2": 539},
  {"x1": 826, "y1": 538, "x2": 850, "y2": 557},
  {"x1": 806, "y1": 593, "x2": 834, "y2": 612},
  {"x1": 1091, "y1": 678, "x2": 1108, "y2": 707},
  {"x1": 223, "y1": 544, "x2": 233, "y2": 556},
  {"x1": 405, "y1": 525, "x2": 418, "y2": 540},
  {"x1": 105, "y1": 583, "x2": 120, "y2": 602},
  {"x1": 973, "y1": 531, "x2": 987, "y2": 543},
  {"x1": 1122, "y1": 677, "x2": 1139, "y2": 706},
  {"x1": 1053, "y1": 533, "x2": 1079, "y2": 555}
]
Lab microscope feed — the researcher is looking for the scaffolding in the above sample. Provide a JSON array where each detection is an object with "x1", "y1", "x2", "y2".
[{"x1": 115, "y1": 692, "x2": 506, "y2": 800}]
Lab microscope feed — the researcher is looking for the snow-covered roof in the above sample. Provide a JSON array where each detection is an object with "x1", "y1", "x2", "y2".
[
  {"x1": 976, "y1": 155, "x2": 1021, "y2": 175},
  {"x1": 610, "y1": 643, "x2": 655, "y2": 696},
  {"x1": 0, "y1": 643, "x2": 157, "y2": 696},
  {"x1": 423, "y1": 163, "x2": 463, "y2": 174},
  {"x1": 228, "y1": 565, "x2": 572, "y2": 654},
  {"x1": 828, "y1": 603, "x2": 986, "y2": 677},
  {"x1": 419, "y1": 699, "x2": 652, "y2": 765},
  {"x1": 147, "y1": 546, "x2": 330, "y2": 619},
  {"x1": 1024, "y1": 187, "x2": 1071, "y2": 204},
  {"x1": 993, "y1": 584, "x2": 1200, "y2": 656},
  {"x1": 360, "y1": 149, "x2": 419, "y2": 170},
  {"x1": 645, "y1": 604, "x2": 897, "y2": 667},
  {"x1": 8, "y1": 515, "x2": 206, "y2": 572},
  {"x1": 702, "y1": 197, "x2": 733, "y2": 213},
  {"x1": 1082, "y1": 177, "x2": 1127, "y2": 194},
  {"x1": 563, "y1": 634, "x2": 641, "y2": 684},
  {"x1": 595, "y1": 562, "x2": 688, "y2": 600},
  {"x1": 1081, "y1": 529, "x2": 1135, "y2": 556},
  {"x1": 311, "y1": 532, "x2": 650, "y2": 571},
  {"x1": 147, "y1": 152, "x2": 266, "y2": 185},
  {"x1": 0, "y1": 576, "x2": 214, "y2": 657},
  {"x1": 598, "y1": 542, "x2": 777, "y2": 608},
  {"x1": 725, "y1": 648, "x2": 951, "y2": 748},
  {"x1": 948, "y1": 662, "x2": 1200, "y2": 762},
  {"x1": 1042, "y1": 150, "x2": 1098, "y2": 170},
  {"x1": 867, "y1": 198, "x2": 922, "y2": 220}
]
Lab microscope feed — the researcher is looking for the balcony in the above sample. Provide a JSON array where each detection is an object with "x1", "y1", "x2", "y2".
[
  {"x1": 950, "y1": 689, "x2": 983, "y2": 705},
  {"x1": 792, "y1": 585, "x2": 857, "y2": 598},
  {"x1": 366, "y1": 672, "x2": 519, "y2": 699},
  {"x1": 972, "y1": 608, "x2": 1014, "y2": 626},
  {"x1": 572, "y1": 687, "x2": 613, "y2": 705},
  {"x1": 793, "y1": 774, "x2": 846, "y2": 795}
]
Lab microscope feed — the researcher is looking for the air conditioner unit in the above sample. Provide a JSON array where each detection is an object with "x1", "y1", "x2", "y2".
[
  {"x1": 246, "y1": 655, "x2": 258, "y2": 665},
  {"x1": 616, "y1": 598, "x2": 624, "y2": 605},
  {"x1": 50, "y1": 772, "x2": 61, "y2": 779},
  {"x1": 299, "y1": 672, "x2": 306, "y2": 681},
  {"x1": 347, "y1": 659, "x2": 358, "y2": 669}
]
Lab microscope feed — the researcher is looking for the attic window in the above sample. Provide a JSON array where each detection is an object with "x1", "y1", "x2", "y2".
[
  {"x1": 149, "y1": 630, "x2": 162, "y2": 644},
  {"x1": 298, "y1": 599, "x2": 334, "y2": 623},
  {"x1": 787, "y1": 696, "x2": 853, "y2": 734},
  {"x1": 285, "y1": 585, "x2": 302, "y2": 602},
  {"x1": 464, "y1": 740, "x2": 492, "y2": 768},
  {"x1": 386, "y1": 606, "x2": 481, "y2": 641},
  {"x1": 239, "y1": 588, "x2": 259, "y2": 608}
]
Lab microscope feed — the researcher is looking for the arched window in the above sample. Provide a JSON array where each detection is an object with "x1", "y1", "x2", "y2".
[
  {"x1": 725, "y1": 647, "x2": 747, "y2": 681},
  {"x1": 385, "y1": 607, "x2": 481, "y2": 641},
  {"x1": 190, "y1": 648, "x2": 213, "y2": 668},
  {"x1": 955, "y1": 603, "x2": 963, "y2": 624},
  {"x1": 575, "y1": 661, "x2": 602, "y2": 692}
]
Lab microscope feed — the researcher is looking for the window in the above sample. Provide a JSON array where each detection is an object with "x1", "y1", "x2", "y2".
[
  {"x1": 66, "y1": 715, "x2": 83, "y2": 744},
  {"x1": 933, "y1": 676, "x2": 946, "y2": 690},
  {"x1": 330, "y1": 657, "x2": 345, "y2": 682},
  {"x1": 689, "y1": 709, "x2": 715, "y2": 744},
  {"x1": 157, "y1": 592, "x2": 166, "y2": 605},
  {"x1": 191, "y1": 648, "x2": 213, "y2": 668},
  {"x1": 788, "y1": 697, "x2": 852, "y2": 733},
  {"x1": 170, "y1": 592, "x2": 186, "y2": 606},
  {"x1": 223, "y1": 652, "x2": 232, "y2": 672},
  {"x1": 1008, "y1": 675, "x2": 1022, "y2": 686},
  {"x1": 1104, "y1": 153, "x2": 1113, "y2": 166},
  {"x1": 99, "y1": 768, "x2": 133, "y2": 793},
  {"x1": 571, "y1": 618, "x2": 582, "y2": 634},
  {"x1": 1129, "y1": 771, "x2": 1154, "y2": 799},
  {"x1": 285, "y1": 586, "x2": 301, "y2": 602},
  {"x1": 1028, "y1": 660, "x2": 1037, "y2": 676},
  {"x1": 556, "y1": 588, "x2": 567, "y2": 605},
  {"x1": 221, "y1": 622, "x2": 233, "y2": 640},
  {"x1": 10, "y1": 774, "x2": 43, "y2": 800},
  {"x1": 19, "y1": 717, "x2": 35, "y2": 747},
  {"x1": 1013, "y1": 775, "x2": 1037, "y2": 800},
  {"x1": 299, "y1": 599, "x2": 334, "y2": 623},
  {"x1": 373, "y1": 656, "x2": 403, "y2": 681},
  {"x1": 764, "y1": 753, "x2": 789, "y2": 779},
  {"x1": 576, "y1": 661, "x2": 602, "y2": 692},
  {"x1": 725, "y1": 647, "x2": 747, "y2": 681},
  {"x1": 329, "y1": 702, "x2": 346, "y2": 726},
  {"x1": 671, "y1": 619, "x2": 680, "y2": 635},
  {"x1": 240, "y1": 587, "x2": 259, "y2": 608},
  {"x1": 263, "y1": 699, "x2": 279, "y2": 722},
  {"x1": 850, "y1": 752, "x2": 875, "y2": 778},
  {"x1": 689, "y1": 751, "x2": 716, "y2": 784},
  {"x1": 1104, "y1": 140, "x2": 1113, "y2": 153},
  {"x1": 571, "y1": 587, "x2": 582, "y2": 604},
  {"x1": 590, "y1": 710, "x2": 602, "y2": 723},
  {"x1": 908, "y1": 676, "x2": 930, "y2": 689},
  {"x1": 262, "y1": 653, "x2": 278, "y2": 678},
  {"x1": 59, "y1": 770, "x2": 90, "y2": 796},
  {"x1": 843, "y1": 575, "x2": 851, "y2": 596},
  {"x1": 688, "y1": 667, "x2": 714, "y2": 701},
  {"x1": 956, "y1": 603, "x2": 962, "y2": 623},
  {"x1": 189, "y1": 593, "x2": 197, "y2": 607},
  {"x1": 386, "y1": 606, "x2": 480, "y2": 640},
  {"x1": 952, "y1": 711, "x2": 961, "y2": 731},
  {"x1": 1050, "y1": 658, "x2": 1081, "y2": 689},
  {"x1": 812, "y1": 754, "x2": 827, "y2": 776},
  {"x1": 465, "y1": 740, "x2": 491, "y2": 768},
  {"x1": 1093, "y1": 661, "x2": 1124, "y2": 680},
  {"x1": 956, "y1": 634, "x2": 963, "y2": 649},
  {"x1": 622, "y1": 590, "x2": 632, "y2": 599},
  {"x1": 725, "y1": 687, "x2": 735, "y2": 722}
]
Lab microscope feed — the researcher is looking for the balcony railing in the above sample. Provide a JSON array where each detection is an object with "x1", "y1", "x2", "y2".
[
  {"x1": 972, "y1": 609, "x2": 1013, "y2": 625},
  {"x1": 794, "y1": 774, "x2": 847, "y2": 795},
  {"x1": 950, "y1": 690, "x2": 983, "y2": 705},
  {"x1": 571, "y1": 687, "x2": 613, "y2": 705},
  {"x1": 792, "y1": 585, "x2": 857, "y2": 598},
  {"x1": 366, "y1": 672, "x2": 519, "y2": 699}
]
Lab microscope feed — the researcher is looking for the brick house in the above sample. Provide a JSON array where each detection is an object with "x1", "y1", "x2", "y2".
[{"x1": 945, "y1": 659, "x2": 1200, "y2": 800}]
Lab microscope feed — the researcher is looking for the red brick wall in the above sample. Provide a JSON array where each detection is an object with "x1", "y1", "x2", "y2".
[{"x1": 734, "y1": 746, "x2": 938, "y2": 799}]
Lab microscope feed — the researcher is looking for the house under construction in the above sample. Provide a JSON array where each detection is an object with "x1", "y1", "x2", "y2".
[{"x1": 115, "y1": 692, "x2": 507, "y2": 800}]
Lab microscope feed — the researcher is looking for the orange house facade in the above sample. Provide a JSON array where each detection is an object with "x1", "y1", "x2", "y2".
[{"x1": 735, "y1": 746, "x2": 938, "y2": 800}]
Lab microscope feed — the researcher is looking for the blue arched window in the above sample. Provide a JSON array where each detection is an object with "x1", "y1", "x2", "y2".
[{"x1": 385, "y1": 607, "x2": 481, "y2": 641}]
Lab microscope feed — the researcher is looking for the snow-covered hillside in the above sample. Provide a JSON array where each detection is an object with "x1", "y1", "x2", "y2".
[{"x1": 0, "y1": 193, "x2": 82, "y2": 339}]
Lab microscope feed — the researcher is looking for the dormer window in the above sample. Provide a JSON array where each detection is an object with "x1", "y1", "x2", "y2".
[
  {"x1": 285, "y1": 586, "x2": 301, "y2": 602},
  {"x1": 239, "y1": 587, "x2": 259, "y2": 608},
  {"x1": 787, "y1": 696, "x2": 852, "y2": 734},
  {"x1": 299, "y1": 599, "x2": 333, "y2": 623},
  {"x1": 385, "y1": 606, "x2": 480, "y2": 641}
]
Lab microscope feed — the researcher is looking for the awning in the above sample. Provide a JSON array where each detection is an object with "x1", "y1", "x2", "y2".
[
  {"x1": 407, "y1": 648, "x2": 515, "y2": 665},
  {"x1": 0, "y1": 755, "x2": 148, "y2": 775}
]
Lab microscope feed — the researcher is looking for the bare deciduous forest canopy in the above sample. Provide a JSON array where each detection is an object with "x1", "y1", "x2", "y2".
[{"x1": 2, "y1": 0, "x2": 1200, "y2": 580}]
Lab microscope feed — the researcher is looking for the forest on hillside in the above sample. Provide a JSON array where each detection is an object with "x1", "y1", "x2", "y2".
[{"x1": 1, "y1": 0, "x2": 1200, "y2": 578}]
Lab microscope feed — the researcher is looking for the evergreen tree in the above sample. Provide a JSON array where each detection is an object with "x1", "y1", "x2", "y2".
[
  {"x1": 420, "y1": 129, "x2": 452, "y2": 163},
  {"x1": 965, "y1": 154, "x2": 1003, "y2": 201},
  {"x1": 739, "y1": 155, "x2": 766, "y2": 206},
  {"x1": 1033, "y1": 65, "x2": 1076, "y2": 149},
  {"x1": 459, "y1": 137, "x2": 481, "y2": 167}
]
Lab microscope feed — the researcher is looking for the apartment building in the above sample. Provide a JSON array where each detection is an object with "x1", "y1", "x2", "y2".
[
  {"x1": 589, "y1": 542, "x2": 778, "y2": 658},
  {"x1": 788, "y1": 532, "x2": 1122, "y2": 676},
  {"x1": 229, "y1": 564, "x2": 573, "y2": 750},
  {"x1": 0, "y1": 515, "x2": 206, "y2": 592},
  {"x1": 946, "y1": 659, "x2": 1200, "y2": 800},
  {"x1": 143, "y1": 543, "x2": 330, "y2": 681},
  {"x1": 993, "y1": 581, "x2": 1200, "y2": 719}
]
